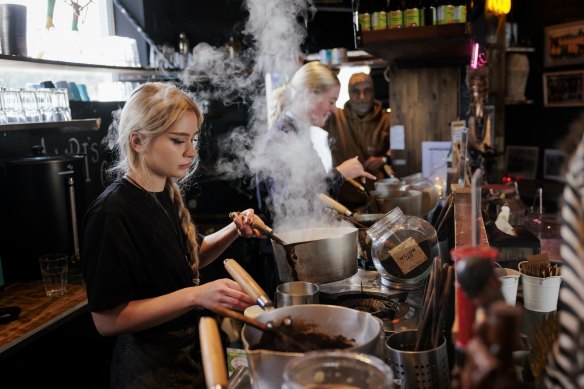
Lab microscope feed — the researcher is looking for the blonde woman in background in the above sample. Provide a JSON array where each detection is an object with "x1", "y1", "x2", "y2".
[
  {"x1": 257, "y1": 61, "x2": 376, "y2": 225},
  {"x1": 82, "y1": 82, "x2": 263, "y2": 388},
  {"x1": 253, "y1": 61, "x2": 376, "y2": 297}
]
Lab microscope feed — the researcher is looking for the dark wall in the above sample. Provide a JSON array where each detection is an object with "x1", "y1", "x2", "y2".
[
  {"x1": 142, "y1": 0, "x2": 249, "y2": 49},
  {"x1": 505, "y1": 0, "x2": 584, "y2": 151},
  {"x1": 114, "y1": 0, "x2": 250, "y2": 67},
  {"x1": 502, "y1": 0, "x2": 584, "y2": 209},
  {"x1": 114, "y1": 0, "x2": 357, "y2": 67},
  {"x1": 114, "y1": 0, "x2": 149, "y2": 67}
]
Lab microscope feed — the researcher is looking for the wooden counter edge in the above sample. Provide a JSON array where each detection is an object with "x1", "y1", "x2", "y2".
[{"x1": 0, "y1": 282, "x2": 88, "y2": 359}]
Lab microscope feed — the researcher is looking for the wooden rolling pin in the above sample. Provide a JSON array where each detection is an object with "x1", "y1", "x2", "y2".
[{"x1": 199, "y1": 317, "x2": 228, "y2": 389}]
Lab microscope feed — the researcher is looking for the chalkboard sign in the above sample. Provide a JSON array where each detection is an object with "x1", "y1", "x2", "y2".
[{"x1": 0, "y1": 101, "x2": 122, "y2": 204}]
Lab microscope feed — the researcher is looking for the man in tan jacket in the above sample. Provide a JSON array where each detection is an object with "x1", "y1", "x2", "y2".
[{"x1": 325, "y1": 72, "x2": 393, "y2": 210}]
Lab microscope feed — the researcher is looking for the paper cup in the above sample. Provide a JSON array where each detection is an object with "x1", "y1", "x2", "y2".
[
  {"x1": 494, "y1": 267, "x2": 520, "y2": 306},
  {"x1": 243, "y1": 305, "x2": 264, "y2": 320},
  {"x1": 521, "y1": 273, "x2": 562, "y2": 312}
]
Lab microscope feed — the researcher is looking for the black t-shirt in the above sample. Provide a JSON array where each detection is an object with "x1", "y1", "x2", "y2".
[{"x1": 82, "y1": 178, "x2": 197, "y2": 332}]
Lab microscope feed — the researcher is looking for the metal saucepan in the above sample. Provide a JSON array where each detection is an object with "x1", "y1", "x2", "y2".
[
  {"x1": 270, "y1": 227, "x2": 359, "y2": 284},
  {"x1": 241, "y1": 304, "x2": 385, "y2": 389}
]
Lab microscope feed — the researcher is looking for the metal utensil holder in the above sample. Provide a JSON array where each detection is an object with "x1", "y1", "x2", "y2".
[{"x1": 385, "y1": 330, "x2": 449, "y2": 389}]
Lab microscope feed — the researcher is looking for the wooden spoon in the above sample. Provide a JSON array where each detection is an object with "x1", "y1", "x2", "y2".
[
  {"x1": 199, "y1": 317, "x2": 228, "y2": 389},
  {"x1": 212, "y1": 305, "x2": 310, "y2": 353}
]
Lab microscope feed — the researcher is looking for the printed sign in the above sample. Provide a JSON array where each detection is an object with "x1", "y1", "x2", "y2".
[{"x1": 389, "y1": 237, "x2": 428, "y2": 274}]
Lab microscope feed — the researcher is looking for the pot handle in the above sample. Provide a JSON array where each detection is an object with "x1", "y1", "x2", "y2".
[
  {"x1": 224, "y1": 258, "x2": 274, "y2": 310},
  {"x1": 346, "y1": 178, "x2": 366, "y2": 194},
  {"x1": 199, "y1": 317, "x2": 228, "y2": 388},
  {"x1": 317, "y1": 193, "x2": 353, "y2": 217}
]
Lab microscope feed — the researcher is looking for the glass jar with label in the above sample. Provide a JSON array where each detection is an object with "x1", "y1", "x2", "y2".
[{"x1": 367, "y1": 206, "x2": 439, "y2": 289}]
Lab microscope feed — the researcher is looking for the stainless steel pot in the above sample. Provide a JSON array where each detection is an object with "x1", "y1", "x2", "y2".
[
  {"x1": 271, "y1": 227, "x2": 358, "y2": 284},
  {"x1": 241, "y1": 304, "x2": 385, "y2": 389}
]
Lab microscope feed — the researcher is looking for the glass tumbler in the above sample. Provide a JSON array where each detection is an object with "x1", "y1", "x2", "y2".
[
  {"x1": 2, "y1": 88, "x2": 25, "y2": 123},
  {"x1": 35, "y1": 88, "x2": 54, "y2": 122},
  {"x1": 51, "y1": 88, "x2": 71, "y2": 121},
  {"x1": 20, "y1": 88, "x2": 41, "y2": 122}
]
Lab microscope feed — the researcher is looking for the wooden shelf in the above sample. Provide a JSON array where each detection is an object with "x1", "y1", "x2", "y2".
[
  {"x1": 505, "y1": 47, "x2": 535, "y2": 53},
  {"x1": 505, "y1": 99, "x2": 534, "y2": 105},
  {"x1": 0, "y1": 118, "x2": 101, "y2": 132},
  {"x1": 361, "y1": 23, "x2": 473, "y2": 67},
  {"x1": 0, "y1": 54, "x2": 180, "y2": 82}
]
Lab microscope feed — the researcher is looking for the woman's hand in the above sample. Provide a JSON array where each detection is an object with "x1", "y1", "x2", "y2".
[
  {"x1": 195, "y1": 279, "x2": 255, "y2": 311},
  {"x1": 364, "y1": 156, "x2": 385, "y2": 172},
  {"x1": 231, "y1": 209, "x2": 267, "y2": 239},
  {"x1": 336, "y1": 156, "x2": 377, "y2": 183}
]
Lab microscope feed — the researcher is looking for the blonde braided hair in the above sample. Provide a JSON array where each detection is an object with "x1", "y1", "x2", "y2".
[{"x1": 166, "y1": 179, "x2": 199, "y2": 273}]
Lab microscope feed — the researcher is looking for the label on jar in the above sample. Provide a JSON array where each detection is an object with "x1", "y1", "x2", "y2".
[
  {"x1": 389, "y1": 237, "x2": 428, "y2": 274},
  {"x1": 388, "y1": 10, "x2": 403, "y2": 29}
]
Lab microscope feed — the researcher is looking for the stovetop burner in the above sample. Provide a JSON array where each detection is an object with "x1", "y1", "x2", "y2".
[{"x1": 319, "y1": 269, "x2": 422, "y2": 333}]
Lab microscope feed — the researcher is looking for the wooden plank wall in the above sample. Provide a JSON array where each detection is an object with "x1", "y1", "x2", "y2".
[{"x1": 388, "y1": 67, "x2": 461, "y2": 177}]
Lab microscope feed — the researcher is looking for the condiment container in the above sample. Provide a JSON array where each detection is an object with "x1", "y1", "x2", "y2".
[{"x1": 367, "y1": 207, "x2": 439, "y2": 289}]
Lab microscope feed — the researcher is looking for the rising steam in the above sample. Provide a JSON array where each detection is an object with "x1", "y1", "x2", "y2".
[{"x1": 182, "y1": 0, "x2": 344, "y2": 231}]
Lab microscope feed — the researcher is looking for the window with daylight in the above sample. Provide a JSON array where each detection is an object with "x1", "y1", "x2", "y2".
[{"x1": 1, "y1": 0, "x2": 117, "y2": 64}]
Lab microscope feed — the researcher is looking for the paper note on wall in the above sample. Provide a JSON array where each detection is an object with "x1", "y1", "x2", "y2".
[
  {"x1": 390, "y1": 125, "x2": 405, "y2": 150},
  {"x1": 422, "y1": 141, "x2": 451, "y2": 179}
]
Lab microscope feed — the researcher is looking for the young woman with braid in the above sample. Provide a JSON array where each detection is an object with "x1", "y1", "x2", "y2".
[{"x1": 82, "y1": 82, "x2": 263, "y2": 388}]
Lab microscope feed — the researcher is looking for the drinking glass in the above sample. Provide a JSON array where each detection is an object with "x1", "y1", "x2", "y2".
[
  {"x1": 35, "y1": 88, "x2": 54, "y2": 122},
  {"x1": 20, "y1": 88, "x2": 41, "y2": 122},
  {"x1": 39, "y1": 253, "x2": 68, "y2": 297},
  {"x1": 2, "y1": 88, "x2": 25, "y2": 123},
  {"x1": 0, "y1": 87, "x2": 7, "y2": 124},
  {"x1": 51, "y1": 88, "x2": 71, "y2": 121}
]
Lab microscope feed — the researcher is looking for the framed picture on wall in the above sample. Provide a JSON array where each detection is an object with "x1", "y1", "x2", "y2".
[
  {"x1": 543, "y1": 148, "x2": 567, "y2": 182},
  {"x1": 504, "y1": 146, "x2": 539, "y2": 180},
  {"x1": 543, "y1": 70, "x2": 584, "y2": 107},
  {"x1": 544, "y1": 20, "x2": 584, "y2": 67}
]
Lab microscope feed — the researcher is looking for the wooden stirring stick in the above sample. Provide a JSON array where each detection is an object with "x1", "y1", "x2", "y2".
[{"x1": 212, "y1": 305, "x2": 310, "y2": 353}]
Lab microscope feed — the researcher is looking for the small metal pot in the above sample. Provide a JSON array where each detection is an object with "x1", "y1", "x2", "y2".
[
  {"x1": 275, "y1": 281, "x2": 319, "y2": 308},
  {"x1": 271, "y1": 227, "x2": 358, "y2": 284}
]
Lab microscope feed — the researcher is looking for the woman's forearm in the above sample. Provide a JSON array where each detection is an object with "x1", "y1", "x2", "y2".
[{"x1": 198, "y1": 222, "x2": 239, "y2": 267}]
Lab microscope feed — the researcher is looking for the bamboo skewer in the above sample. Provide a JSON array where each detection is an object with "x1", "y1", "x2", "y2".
[
  {"x1": 415, "y1": 257, "x2": 454, "y2": 351},
  {"x1": 433, "y1": 265, "x2": 453, "y2": 348},
  {"x1": 520, "y1": 262, "x2": 561, "y2": 278}
]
